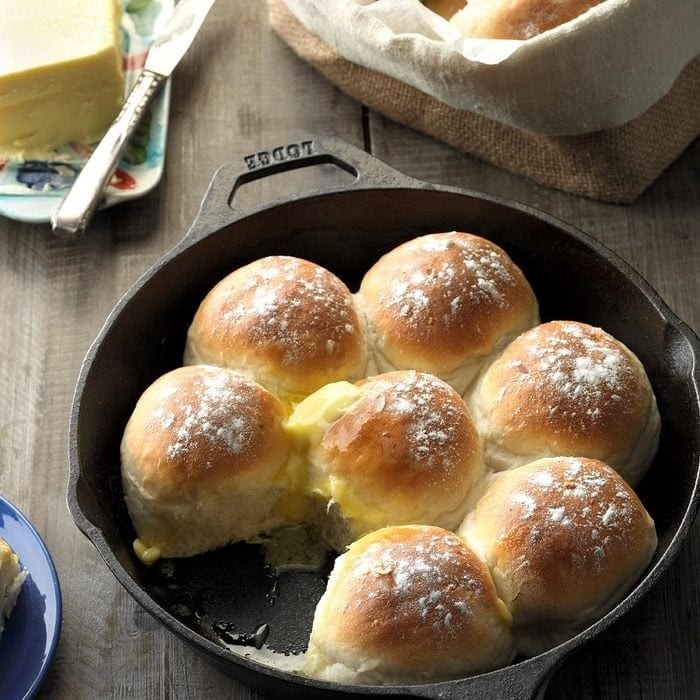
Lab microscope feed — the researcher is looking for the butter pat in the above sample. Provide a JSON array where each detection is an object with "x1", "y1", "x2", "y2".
[{"x1": 0, "y1": 0, "x2": 124, "y2": 156}]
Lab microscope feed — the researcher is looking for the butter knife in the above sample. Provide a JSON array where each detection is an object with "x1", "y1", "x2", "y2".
[{"x1": 51, "y1": 0, "x2": 217, "y2": 238}]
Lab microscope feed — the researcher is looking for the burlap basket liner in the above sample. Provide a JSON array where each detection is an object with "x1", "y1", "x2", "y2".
[{"x1": 268, "y1": 0, "x2": 699, "y2": 203}]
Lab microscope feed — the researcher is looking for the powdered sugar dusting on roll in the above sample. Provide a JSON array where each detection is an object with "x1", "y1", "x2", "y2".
[
  {"x1": 475, "y1": 320, "x2": 659, "y2": 485},
  {"x1": 358, "y1": 232, "x2": 539, "y2": 386},
  {"x1": 382, "y1": 234, "x2": 518, "y2": 325},
  {"x1": 364, "y1": 371, "x2": 464, "y2": 471},
  {"x1": 154, "y1": 367, "x2": 262, "y2": 462},
  {"x1": 350, "y1": 530, "x2": 484, "y2": 631},
  {"x1": 220, "y1": 257, "x2": 357, "y2": 364},
  {"x1": 502, "y1": 457, "x2": 637, "y2": 571},
  {"x1": 502, "y1": 322, "x2": 632, "y2": 423}
]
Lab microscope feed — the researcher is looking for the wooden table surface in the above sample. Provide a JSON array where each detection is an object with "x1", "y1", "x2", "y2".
[{"x1": 1, "y1": 2, "x2": 698, "y2": 698}]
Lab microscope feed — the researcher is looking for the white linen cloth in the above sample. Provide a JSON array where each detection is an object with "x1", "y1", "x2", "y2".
[{"x1": 281, "y1": 0, "x2": 700, "y2": 135}]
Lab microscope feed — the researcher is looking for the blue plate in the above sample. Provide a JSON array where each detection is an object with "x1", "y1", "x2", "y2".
[{"x1": 0, "y1": 497, "x2": 62, "y2": 700}]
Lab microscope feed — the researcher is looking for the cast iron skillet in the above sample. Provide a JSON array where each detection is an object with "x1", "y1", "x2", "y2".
[{"x1": 67, "y1": 137, "x2": 700, "y2": 699}]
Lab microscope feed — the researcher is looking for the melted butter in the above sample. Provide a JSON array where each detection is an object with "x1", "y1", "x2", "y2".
[
  {"x1": 496, "y1": 597, "x2": 513, "y2": 625},
  {"x1": 283, "y1": 451, "x2": 309, "y2": 491},
  {"x1": 284, "y1": 381, "x2": 361, "y2": 450},
  {"x1": 133, "y1": 538, "x2": 161, "y2": 565}
]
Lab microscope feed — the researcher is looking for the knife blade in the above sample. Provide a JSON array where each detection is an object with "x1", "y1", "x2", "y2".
[{"x1": 51, "y1": 0, "x2": 217, "y2": 239}]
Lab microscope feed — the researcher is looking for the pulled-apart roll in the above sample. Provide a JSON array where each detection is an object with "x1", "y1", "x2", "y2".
[
  {"x1": 286, "y1": 370, "x2": 484, "y2": 550},
  {"x1": 358, "y1": 232, "x2": 539, "y2": 395},
  {"x1": 458, "y1": 456, "x2": 657, "y2": 655},
  {"x1": 120, "y1": 365, "x2": 292, "y2": 561},
  {"x1": 305, "y1": 524, "x2": 515, "y2": 684},
  {"x1": 468, "y1": 320, "x2": 660, "y2": 485}
]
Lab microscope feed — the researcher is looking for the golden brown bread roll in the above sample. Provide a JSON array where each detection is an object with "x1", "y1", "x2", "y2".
[
  {"x1": 451, "y1": 0, "x2": 606, "y2": 40},
  {"x1": 286, "y1": 370, "x2": 484, "y2": 550},
  {"x1": 458, "y1": 456, "x2": 657, "y2": 655},
  {"x1": 468, "y1": 320, "x2": 660, "y2": 485},
  {"x1": 358, "y1": 232, "x2": 539, "y2": 395},
  {"x1": 120, "y1": 365, "x2": 293, "y2": 560},
  {"x1": 305, "y1": 524, "x2": 515, "y2": 684},
  {"x1": 184, "y1": 256, "x2": 367, "y2": 402}
]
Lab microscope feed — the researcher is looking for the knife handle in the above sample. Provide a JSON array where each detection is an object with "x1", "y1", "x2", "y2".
[{"x1": 51, "y1": 70, "x2": 164, "y2": 239}]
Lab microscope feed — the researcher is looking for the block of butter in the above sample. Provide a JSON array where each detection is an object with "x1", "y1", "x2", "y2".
[{"x1": 0, "y1": 0, "x2": 125, "y2": 157}]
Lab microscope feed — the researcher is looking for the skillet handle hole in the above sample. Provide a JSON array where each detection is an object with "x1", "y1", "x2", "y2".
[{"x1": 229, "y1": 154, "x2": 358, "y2": 213}]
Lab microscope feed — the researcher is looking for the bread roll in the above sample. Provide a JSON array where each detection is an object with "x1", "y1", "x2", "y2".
[
  {"x1": 358, "y1": 232, "x2": 539, "y2": 395},
  {"x1": 458, "y1": 456, "x2": 657, "y2": 655},
  {"x1": 120, "y1": 365, "x2": 293, "y2": 561},
  {"x1": 451, "y1": 0, "x2": 605, "y2": 40},
  {"x1": 468, "y1": 321, "x2": 660, "y2": 485},
  {"x1": 422, "y1": 0, "x2": 467, "y2": 19},
  {"x1": 287, "y1": 370, "x2": 484, "y2": 550},
  {"x1": 0, "y1": 537, "x2": 26, "y2": 640},
  {"x1": 184, "y1": 256, "x2": 367, "y2": 402},
  {"x1": 305, "y1": 525, "x2": 515, "y2": 684}
]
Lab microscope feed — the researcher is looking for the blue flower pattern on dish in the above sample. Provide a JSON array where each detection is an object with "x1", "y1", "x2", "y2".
[{"x1": 16, "y1": 161, "x2": 80, "y2": 192}]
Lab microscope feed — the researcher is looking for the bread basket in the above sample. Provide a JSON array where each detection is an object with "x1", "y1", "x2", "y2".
[
  {"x1": 268, "y1": 0, "x2": 700, "y2": 202},
  {"x1": 67, "y1": 137, "x2": 700, "y2": 698}
]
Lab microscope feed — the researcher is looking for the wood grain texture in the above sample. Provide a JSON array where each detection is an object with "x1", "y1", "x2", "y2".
[{"x1": 0, "y1": 1, "x2": 697, "y2": 698}]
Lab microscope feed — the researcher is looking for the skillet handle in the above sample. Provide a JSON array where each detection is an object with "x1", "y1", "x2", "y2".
[{"x1": 183, "y1": 136, "x2": 432, "y2": 243}]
